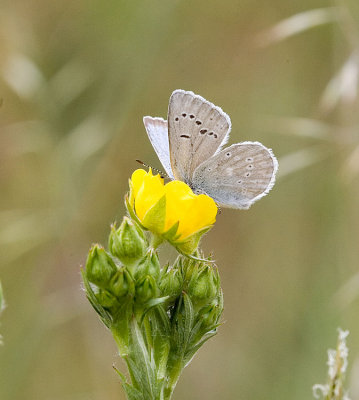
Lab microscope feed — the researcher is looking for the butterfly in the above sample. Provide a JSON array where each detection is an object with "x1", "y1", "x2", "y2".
[{"x1": 143, "y1": 89, "x2": 278, "y2": 209}]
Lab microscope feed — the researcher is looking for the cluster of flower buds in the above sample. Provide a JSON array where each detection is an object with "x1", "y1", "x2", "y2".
[{"x1": 83, "y1": 214, "x2": 223, "y2": 399}]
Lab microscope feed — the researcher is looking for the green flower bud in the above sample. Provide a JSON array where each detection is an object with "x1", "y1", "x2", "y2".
[
  {"x1": 135, "y1": 275, "x2": 158, "y2": 303},
  {"x1": 85, "y1": 244, "x2": 117, "y2": 288},
  {"x1": 134, "y1": 249, "x2": 160, "y2": 281},
  {"x1": 187, "y1": 265, "x2": 219, "y2": 308},
  {"x1": 197, "y1": 302, "x2": 222, "y2": 330},
  {"x1": 110, "y1": 268, "x2": 135, "y2": 300},
  {"x1": 108, "y1": 217, "x2": 147, "y2": 266},
  {"x1": 96, "y1": 289, "x2": 118, "y2": 308},
  {"x1": 159, "y1": 266, "x2": 183, "y2": 298}
]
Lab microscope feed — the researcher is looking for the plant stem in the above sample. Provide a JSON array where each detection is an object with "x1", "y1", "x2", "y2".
[
  {"x1": 150, "y1": 233, "x2": 164, "y2": 250},
  {"x1": 163, "y1": 359, "x2": 183, "y2": 400}
]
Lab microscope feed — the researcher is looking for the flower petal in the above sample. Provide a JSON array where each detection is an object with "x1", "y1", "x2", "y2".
[
  {"x1": 164, "y1": 181, "x2": 217, "y2": 239},
  {"x1": 178, "y1": 194, "x2": 217, "y2": 239},
  {"x1": 163, "y1": 181, "x2": 194, "y2": 233},
  {"x1": 134, "y1": 169, "x2": 164, "y2": 221},
  {"x1": 131, "y1": 169, "x2": 148, "y2": 199}
]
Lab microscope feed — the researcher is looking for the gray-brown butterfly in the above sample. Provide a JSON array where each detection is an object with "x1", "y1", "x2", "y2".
[{"x1": 143, "y1": 89, "x2": 278, "y2": 209}]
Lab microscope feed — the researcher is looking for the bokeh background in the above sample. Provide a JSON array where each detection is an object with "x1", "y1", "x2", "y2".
[{"x1": 1, "y1": 0, "x2": 359, "y2": 399}]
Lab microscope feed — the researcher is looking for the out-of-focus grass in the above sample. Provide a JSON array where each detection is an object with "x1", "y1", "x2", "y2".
[{"x1": 0, "y1": 0, "x2": 359, "y2": 399}]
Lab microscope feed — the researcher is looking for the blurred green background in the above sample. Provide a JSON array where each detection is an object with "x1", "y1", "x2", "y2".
[{"x1": 1, "y1": 0, "x2": 359, "y2": 399}]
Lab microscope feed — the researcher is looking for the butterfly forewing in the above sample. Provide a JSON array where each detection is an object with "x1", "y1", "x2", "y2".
[
  {"x1": 192, "y1": 142, "x2": 278, "y2": 209},
  {"x1": 143, "y1": 116, "x2": 174, "y2": 179},
  {"x1": 168, "y1": 90, "x2": 231, "y2": 183}
]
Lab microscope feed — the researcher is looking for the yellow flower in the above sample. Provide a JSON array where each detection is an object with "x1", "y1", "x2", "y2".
[{"x1": 127, "y1": 169, "x2": 217, "y2": 254}]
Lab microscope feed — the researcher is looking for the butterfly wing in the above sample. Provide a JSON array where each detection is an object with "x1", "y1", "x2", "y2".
[
  {"x1": 143, "y1": 116, "x2": 174, "y2": 179},
  {"x1": 192, "y1": 142, "x2": 278, "y2": 209},
  {"x1": 167, "y1": 89, "x2": 231, "y2": 183}
]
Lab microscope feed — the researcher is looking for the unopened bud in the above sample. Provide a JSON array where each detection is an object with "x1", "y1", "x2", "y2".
[
  {"x1": 109, "y1": 217, "x2": 147, "y2": 266},
  {"x1": 110, "y1": 268, "x2": 135, "y2": 299},
  {"x1": 159, "y1": 266, "x2": 183, "y2": 298},
  {"x1": 197, "y1": 302, "x2": 222, "y2": 329},
  {"x1": 96, "y1": 289, "x2": 117, "y2": 308},
  {"x1": 134, "y1": 249, "x2": 160, "y2": 281},
  {"x1": 135, "y1": 275, "x2": 158, "y2": 303},
  {"x1": 86, "y1": 244, "x2": 117, "y2": 288},
  {"x1": 187, "y1": 265, "x2": 219, "y2": 307}
]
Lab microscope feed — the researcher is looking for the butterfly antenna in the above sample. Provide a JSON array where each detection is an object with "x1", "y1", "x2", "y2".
[{"x1": 136, "y1": 160, "x2": 168, "y2": 179}]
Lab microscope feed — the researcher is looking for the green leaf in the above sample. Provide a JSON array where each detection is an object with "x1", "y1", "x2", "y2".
[
  {"x1": 140, "y1": 296, "x2": 170, "y2": 325},
  {"x1": 128, "y1": 318, "x2": 158, "y2": 399},
  {"x1": 111, "y1": 301, "x2": 133, "y2": 357},
  {"x1": 183, "y1": 330, "x2": 218, "y2": 367},
  {"x1": 122, "y1": 382, "x2": 145, "y2": 400},
  {"x1": 182, "y1": 293, "x2": 195, "y2": 345},
  {"x1": 153, "y1": 306, "x2": 171, "y2": 337},
  {"x1": 81, "y1": 269, "x2": 112, "y2": 328}
]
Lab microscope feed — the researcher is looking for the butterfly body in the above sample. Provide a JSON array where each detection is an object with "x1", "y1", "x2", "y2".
[{"x1": 143, "y1": 89, "x2": 278, "y2": 209}]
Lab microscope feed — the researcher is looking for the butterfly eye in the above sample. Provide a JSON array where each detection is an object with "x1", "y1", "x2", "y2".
[
  {"x1": 195, "y1": 120, "x2": 202, "y2": 125},
  {"x1": 246, "y1": 157, "x2": 253, "y2": 162},
  {"x1": 245, "y1": 172, "x2": 251, "y2": 177},
  {"x1": 213, "y1": 134, "x2": 218, "y2": 138},
  {"x1": 208, "y1": 132, "x2": 214, "y2": 136},
  {"x1": 247, "y1": 165, "x2": 253, "y2": 169},
  {"x1": 189, "y1": 114, "x2": 195, "y2": 119},
  {"x1": 175, "y1": 117, "x2": 179, "y2": 121},
  {"x1": 182, "y1": 113, "x2": 187, "y2": 117},
  {"x1": 200, "y1": 129, "x2": 207, "y2": 134},
  {"x1": 226, "y1": 152, "x2": 231, "y2": 157}
]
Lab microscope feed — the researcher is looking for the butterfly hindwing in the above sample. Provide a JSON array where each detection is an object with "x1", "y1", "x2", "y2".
[{"x1": 192, "y1": 142, "x2": 278, "y2": 209}]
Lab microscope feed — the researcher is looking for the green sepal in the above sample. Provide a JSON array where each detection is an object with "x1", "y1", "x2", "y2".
[
  {"x1": 162, "y1": 221, "x2": 180, "y2": 242},
  {"x1": 134, "y1": 249, "x2": 161, "y2": 281},
  {"x1": 135, "y1": 275, "x2": 158, "y2": 303},
  {"x1": 125, "y1": 193, "x2": 146, "y2": 230},
  {"x1": 174, "y1": 226, "x2": 212, "y2": 255},
  {"x1": 142, "y1": 194, "x2": 166, "y2": 234}
]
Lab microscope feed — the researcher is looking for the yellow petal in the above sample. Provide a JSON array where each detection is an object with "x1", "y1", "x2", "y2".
[
  {"x1": 163, "y1": 181, "x2": 194, "y2": 233},
  {"x1": 179, "y1": 194, "x2": 217, "y2": 239},
  {"x1": 131, "y1": 169, "x2": 147, "y2": 199},
  {"x1": 164, "y1": 181, "x2": 217, "y2": 239},
  {"x1": 135, "y1": 169, "x2": 165, "y2": 222}
]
